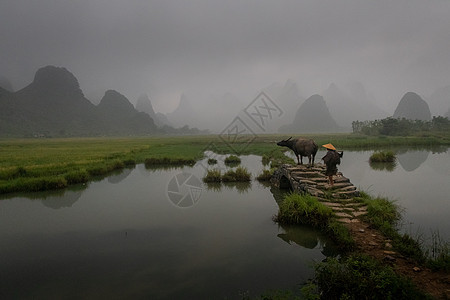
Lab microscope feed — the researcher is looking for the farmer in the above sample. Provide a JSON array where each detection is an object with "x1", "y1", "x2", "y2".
[{"x1": 321, "y1": 143, "x2": 343, "y2": 187}]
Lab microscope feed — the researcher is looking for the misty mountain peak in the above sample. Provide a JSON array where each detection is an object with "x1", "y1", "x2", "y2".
[
  {"x1": 31, "y1": 65, "x2": 83, "y2": 97},
  {"x1": 279, "y1": 94, "x2": 338, "y2": 133},
  {"x1": 136, "y1": 94, "x2": 155, "y2": 116},
  {"x1": 99, "y1": 90, "x2": 135, "y2": 112},
  {"x1": 393, "y1": 92, "x2": 431, "y2": 121}
]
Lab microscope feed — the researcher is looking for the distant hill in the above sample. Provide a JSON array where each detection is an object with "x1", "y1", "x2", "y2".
[
  {"x1": 445, "y1": 108, "x2": 450, "y2": 118},
  {"x1": 97, "y1": 90, "x2": 157, "y2": 135},
  {"x1": 393, "y1": 92, "x2": 432, "y2": 121},
  {"x1": 0, "y1": 65, "x2": 158, "y2": 137},
  {"x1": 136, "y1": 94, "x2": 172, "y2": 127},
  {"x1": 279, "y1": 94, "x2": 338, "y2": 133}
]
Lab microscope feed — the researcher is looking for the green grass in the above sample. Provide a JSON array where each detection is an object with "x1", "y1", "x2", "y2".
[
  {"x1": 203, "y1": 169, "x2": 222, "y2": 183},
  {"x1": 1, "y1": 133, "x2": 449, "y2": 194},
  {"x1": 224, "y1": 155, "x2": 241, "y2": 165},
  {"x1": 274, "y1": 193, "x2": 333, "y2": 227},
  {"x1": 301, "y1": 254, "x2": 430, "y2": 300},
  {"x1": 256, "y1": 169, "x2": 274, "y2": 181},
  {"x1": 222, "y1": 166, "x2": 251, "y2": 182},
  {"x1": 369, "y1": 150, "x2": 396, "y2": 163}
]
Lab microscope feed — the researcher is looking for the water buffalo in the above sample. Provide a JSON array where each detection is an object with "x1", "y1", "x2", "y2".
[{"x1": 277, "y1": 137, "x2": 318, "y2": 166}]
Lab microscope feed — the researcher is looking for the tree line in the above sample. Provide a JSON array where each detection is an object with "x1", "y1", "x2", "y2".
[{"x1": 352, "y1": 116, "x2": 450, "y2": 136}]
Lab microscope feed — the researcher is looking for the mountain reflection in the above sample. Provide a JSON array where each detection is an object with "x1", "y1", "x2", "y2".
[{"x1": 396, "y1": 150, "x2": 429, "y2": 172}]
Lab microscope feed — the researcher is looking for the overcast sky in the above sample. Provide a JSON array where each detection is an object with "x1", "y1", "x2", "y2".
[{"x1": 1, "y1": 0, "x2": 449, "y2": 113}]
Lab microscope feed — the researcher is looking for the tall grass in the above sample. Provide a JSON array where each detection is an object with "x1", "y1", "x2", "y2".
[
  {"x1": 256, "y1": 169, "x2": 273, "y2": 181},
  {"x1": 369, "y1": 151, "x2": 396, "y2": 163},
  {"x1": 224, "y1": 155, "x2": 241, "y2": 165},
  {"x1": 202, "y1": 169, "x2": 222, "y2": 183},
  {"x1": 222, "y1": 166, "x2": 252, "y2": 182},
  {"x1": 302, "y1": 254, "x2": 430, "y2": 299},
  {"x1": 274, "y1": 193, "x2": 333, "y2": 227}
]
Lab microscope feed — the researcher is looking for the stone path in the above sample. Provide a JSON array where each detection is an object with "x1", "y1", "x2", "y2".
[{"x1": 272, "y1": 164, "x2": 368, "y2": 224}]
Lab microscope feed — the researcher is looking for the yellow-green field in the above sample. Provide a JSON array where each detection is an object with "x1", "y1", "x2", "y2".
[{"x1": 1, "y1": 133, "x2": 449, "y2": 194}]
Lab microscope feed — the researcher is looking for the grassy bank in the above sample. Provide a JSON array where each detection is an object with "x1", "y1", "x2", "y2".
[
  {"x1": 272, "y1": 191, "x2": 448, "y2": 298},
  {"x1": 1, "y1": 133, "x2": 449, "y2": 194},
  {"x1": 358, "y1": 192, "x2": 449, "y2": 271}
]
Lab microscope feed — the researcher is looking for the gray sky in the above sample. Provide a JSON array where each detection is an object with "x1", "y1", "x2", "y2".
[{"x1": 1, "y1": 0, "x2": 449, "y2": 113}]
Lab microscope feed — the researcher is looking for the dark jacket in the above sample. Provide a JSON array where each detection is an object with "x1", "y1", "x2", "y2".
[{"x1": 322, "y1": 150, "x2": 342, "y2": 176}]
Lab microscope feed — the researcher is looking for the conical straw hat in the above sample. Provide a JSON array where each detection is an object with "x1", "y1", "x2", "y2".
[{"x1": 322, "y1": 143, "x2": 336, "y2": 150}]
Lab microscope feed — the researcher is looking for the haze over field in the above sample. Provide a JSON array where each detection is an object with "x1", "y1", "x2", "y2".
[{"x1": 1, "y1": 0, "x2": 450, "y2": 133}]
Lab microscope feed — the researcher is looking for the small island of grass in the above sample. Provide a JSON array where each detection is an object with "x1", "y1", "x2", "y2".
[
  {"x1": 369, "y1": 150, "x2": 396, "y2": 163},
  {"x1": 224, "y1": 155, "x2": 241, "y2": 165}
]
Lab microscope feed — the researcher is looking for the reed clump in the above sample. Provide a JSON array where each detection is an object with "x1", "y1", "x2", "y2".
[
  {"x1": 224, "y1": 155, "x2": 241, "y2": 165},
  {"x1": 274, "y1": 193, "x2": 333, "y2": 227},
  {"x1": 222, "y1": 166, "x2": 251, "y2": 182},
  {"x1": 202, "y1": 169, "x2": 222, "y2": 183},
  {"x1": 256, "y1": 169, "x2": 274, "y2": 181},
  {"x1": 369, "y1": 150, "x2": 396, "y2": 163}
]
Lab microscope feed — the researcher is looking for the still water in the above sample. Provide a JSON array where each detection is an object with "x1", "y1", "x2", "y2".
[
  {"x1": 0, "y1": 148, "x2": 448, "y2": 299},
  {"x1": 0, "y1": 155, "x2": 334, "y2": 299},
  {"x1": 339, "y1": 147, "x2": 450, "y2": 242}
]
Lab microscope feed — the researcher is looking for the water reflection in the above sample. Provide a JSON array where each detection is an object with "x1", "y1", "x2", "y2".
[
  {"x1": 277, "y1": 224, "x2": 338, "y2": 257},
  {"x1": 41, "y1": 189, "x2": 83, "y2": 209},
  {"x1": 396, "y1": 150, "x2": 429, "y2": 172},
  {"x1": 204, "y1": 181, "x2": 252, "y2": 193},
  {"x1": 1, "y1": 148, "x2": 448, "y2": 299},
  {"x1": 369, "y1": 161, "x2": 396, "y2": 172},
  {"x1": 0, "y1": 185, "x2": 86, "y2": 209},
  {"x1": 107, "y1": 167, "x2": 133, "y2": 184}
]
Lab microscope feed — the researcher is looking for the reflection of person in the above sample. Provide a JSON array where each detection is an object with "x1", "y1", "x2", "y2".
[{"x1": 321, "y1": 143, "x2": 343, "y2": 186}]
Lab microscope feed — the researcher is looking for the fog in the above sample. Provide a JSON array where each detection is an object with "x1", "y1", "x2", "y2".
[{"x1": 1, "y1": 0, "x2": 450, "y2": 117}]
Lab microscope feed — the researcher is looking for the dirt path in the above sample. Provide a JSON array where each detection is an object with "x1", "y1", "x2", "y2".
[{"x1": 347, "y1": 221, "x2": 449, "y2": 299}]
